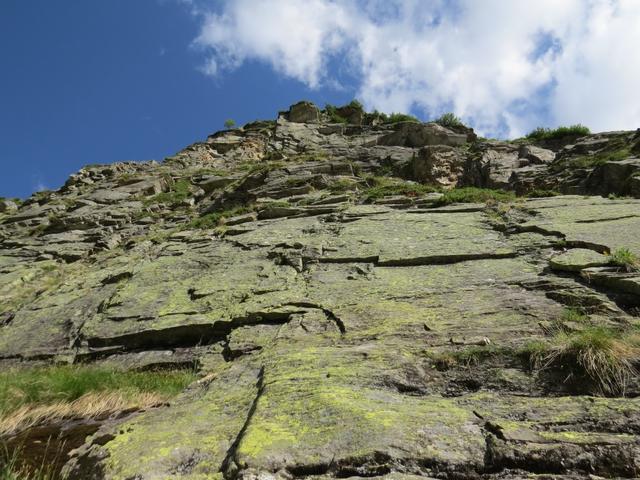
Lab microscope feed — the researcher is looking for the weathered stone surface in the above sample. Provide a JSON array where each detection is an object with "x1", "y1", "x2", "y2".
[
  {"x1": 518, "y1": 144, "x2": 555, "y2": 165},
  {"x1": 549, "y1": 248, "x2": 609, "y2": 272},
  {"x1": 378, "y1": 122, "x2": 467, "y2": 148},
  {"x1": 410, "y1": 146, "x2": 464, "y2": 187},
  {"x1": 520, "y1": 196, "x2": 640, "y2": 253},
  {"x1": 0, "y1": 199, "x2": 18, "y2": 213},
  {"x1": 2, "y1": 103, "x2": 640, "y2": 479},
  {"x1": 286, "y1": 101, "x2": 321, "y2": 123}
]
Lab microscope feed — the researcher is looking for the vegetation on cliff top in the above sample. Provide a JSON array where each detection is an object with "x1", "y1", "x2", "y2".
[{"x1": 525, "y1": 124, "x2": 590, "y2": 141}]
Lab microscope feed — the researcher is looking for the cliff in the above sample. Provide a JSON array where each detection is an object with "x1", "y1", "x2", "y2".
[{"x1": 1, "y1": 101, "x2": 640, "y2": 479}]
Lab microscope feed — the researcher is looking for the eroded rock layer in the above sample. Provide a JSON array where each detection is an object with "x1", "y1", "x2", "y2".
[{"x1": 2, "y1": 102, "x2": 640, "y2": 479}]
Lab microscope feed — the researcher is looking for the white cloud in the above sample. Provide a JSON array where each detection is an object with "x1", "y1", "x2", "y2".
[{"x1": 188, "y1": 0, "x2": 640, "y2": 137}]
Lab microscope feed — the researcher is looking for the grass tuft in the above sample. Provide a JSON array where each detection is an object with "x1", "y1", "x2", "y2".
[
  {"x1": 0, "y1": 365, "x2": 195, "y2": 420},
  {"x1": 527, "y1": 326, "x2": 640, "y2": 394},
  {"x1": 0, "y1": 391, "x2": 165, "y2": 438},
  {"x1": 608, "y1": 247, "x2": 640, "y2": 272},
  {"x1": 187, "y1": 205, "x2": 254, "y2": 229},
  {"x1": 1, "y1": 446, "x2": 57, "y2": 480},
  {"x1": 383, "y1": 112, "x2": 420, "y2": 124},
  {"x1": 143, "y1": 179, "x2": 192, "y2": 207},
  {"x1": 525, "y1": 124, "x2": 590, "y2": 141},
  {"x1": 361, "y1": 177, "x2": 438, "y2": 201},
  {"x1": 434, "y1": 112, "x2": 464, "y2": 129},
  {"x1": 434, "y1": 187, "x2": 516, "y2": 205},
  {"x1": 525, "y1": 189, "x2": 560, "y2": 198},
  {"x1": 561, "y1": 307, "x2": 589, "y2": 324},
  {"x1": 556, "y1": 147, "x2": 632, "y2": 170}
]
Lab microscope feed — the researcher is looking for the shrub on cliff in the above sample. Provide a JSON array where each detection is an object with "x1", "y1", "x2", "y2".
[{"x1": 525, "y1": 124, "x2": 590, "y2": 141}]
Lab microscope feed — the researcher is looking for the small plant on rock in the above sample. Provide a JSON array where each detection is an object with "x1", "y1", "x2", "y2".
[
  {"x1": 434, "y1": 187, "x2": 515, "y2": 206},
  {"x1": 144, "y1": 179, "x2": 192, "y2": 207},
  {"x1": 561, "y1": 307, "x2": 590, "y2": 324},
  {"x1": 362, "y1": 177, "x2": 438, "y2": 201},
  {"x1": 434, "y1": 112, "x2": 464, "y2": 129},
  {"x1": 525, "y1": 124, "x2": 590, "y2": 141},
  {"x1": 608, "y1": 247, "x2": 640, "y2": 272},
  {"x1": 527, "y1": 326, "x2": 640, "y2": 394},
  {"x1": 384, "y1": 112, "x2": 420, "y2": 124},
  {"x1": 187, "y1": 205, "x2": 254, "y2": 229}
]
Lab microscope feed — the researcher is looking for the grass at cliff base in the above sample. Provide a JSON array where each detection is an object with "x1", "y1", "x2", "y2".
[{"x1": 0, "y1": 365, "x2": 195, "y2": 436}]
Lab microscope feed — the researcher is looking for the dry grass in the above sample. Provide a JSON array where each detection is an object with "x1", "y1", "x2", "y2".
[
  {"x1": 530, "y1": 327, "x2": 640, "y2": 394},
  {"x1": 0, "y1": 391, "x2": 165, "y2": 437}
]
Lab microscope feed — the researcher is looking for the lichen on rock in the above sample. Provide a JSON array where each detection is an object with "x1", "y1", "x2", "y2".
[{"x1": 2, "y1": 101, "x2": 640, "y2": 479}]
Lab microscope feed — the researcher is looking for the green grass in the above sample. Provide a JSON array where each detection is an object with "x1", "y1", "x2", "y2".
[
  {"x1": 557, "y1": 147, "x2": 632, "y2": 170},
  {"x1": 427, "y1": 344, "x2": 515, "y2": 370},
  {"x1": 190, "y1": 167, "x2": 232, "y2": 177},
  {"x1": 434, "y1": 112, "x2": 464, "y2": 129},
  {"x1": 362, "y1": 177, "x2": 438, "y2": 201},
  {"x1": 561, "y1": 307, "x2": 589, "y2": 324},
  {"x1": 187, "y1": 205, "x2": 254, "y2": 229},
  {"x1": 260, "y1": 200, "x2": 291, "y2": 209},
  {"x1": 323, "y1": 101, "x2": 364, "y2": 124},
  {"x1": 328, "y1": 178, "x2": 360, "y2": 193},
  {"x1": 608, "y1": 247, "x2": 640, "y2": 272},
  {"x1": 1, "y1": 446, "x2": 57, "y2": 480},
  {"x1": 143, "y1": 179, "x2": 192, "y2": 207},
  {"x1": 452, "y1": 345, "x2": 513, "y2": 366},
  {"x1": 236, "y1": 160, "x2": 286, "y2": 173},
  {"x1": 525, "y1": 189, "x2": 560, "y2": 198},
  {"x1": 382, "y1": 112, "x2": 420, "y2": 124},
  {"x1": 324, "y1": 104, "x2": 348, "y2": 124},
  {"x1": 525, "y1": 124, "x2": 590, "y2": 141},
  {"x1": 526, "y1": 326, "x2": 640, "y2": 394},
  {"x1": 0, "y1": 365, "x2": 196, "y2": 417},
  {"x1": 434, "y1": 187, "x2": 516, "y2": 205}
]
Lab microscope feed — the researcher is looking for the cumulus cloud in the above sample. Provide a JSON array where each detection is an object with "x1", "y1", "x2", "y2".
[{"x1": 188, "y1": 0, "x2": 640, "y2": 137}]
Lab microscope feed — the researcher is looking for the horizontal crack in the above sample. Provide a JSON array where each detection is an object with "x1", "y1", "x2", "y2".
[
  {"x1": 86, "y1": 311, "x2": 294, "y2": 351},
  {"x1": 574, "y1": 214, "x2": 640, "y2": 224},
  {"x1": 377, "y1": 252, "x2": 517, "y2": 267},
  {"x1": 318, "y1": 252, "x2": 519, "y2": 268}
]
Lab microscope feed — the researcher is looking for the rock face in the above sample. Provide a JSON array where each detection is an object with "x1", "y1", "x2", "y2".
[{"x1": 2, "y1": 102, "x2": 640, "y2": 479}]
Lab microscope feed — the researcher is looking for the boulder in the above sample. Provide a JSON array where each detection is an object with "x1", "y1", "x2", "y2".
[
  {"x1": 411, "y1": 145, "x2": 465, "y2": 187},
  {"x1": 518, "y1": 144, "x2": 555, "y2": 165},
  {"x1": 86, "y1": 189, "x2": 131, "y2": 204},
  {"x1": 206, "y1": 132, "x2": 246, "y2": 153},
  {"x1": 334, "y1": 104, "x2": 364, "y2": 125},
  {"x1": 461, "y1": 144, "x2": 521, "y2": 189},
  {"x1": 286, "y1": 101, "x2": 320, "y2": 123},
  {"x1": 585, "y1": 158, "x2": 640, "y2": 196},
  {"x1": 0, "y1": 199, "x2": 18, "y2": 213},
  {"x1": 378, "y1": 122, "x2": 468, "y2": 148}
]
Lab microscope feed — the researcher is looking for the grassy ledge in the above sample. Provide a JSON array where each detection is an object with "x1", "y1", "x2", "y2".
[
  {"x1": 0, "y1": 365, "x2": 196, "y2": 436},
  {"x1": 434, "y1": 187, "x2": 516, "y2": 205}
]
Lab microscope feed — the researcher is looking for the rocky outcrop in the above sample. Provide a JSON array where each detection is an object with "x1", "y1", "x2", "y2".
[{"x1": 2, "y1": 101, "x2": 640, "y2": 479}]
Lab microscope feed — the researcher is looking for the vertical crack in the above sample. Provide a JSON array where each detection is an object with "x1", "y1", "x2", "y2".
[
  {"x1": 322, "y1": 308, "x2": 346, "y2": 334},
  {"x1": 283, "y1": 302, "x2": 347, "y2": 334},
  {"x1": 220, "y1": 366, "x2": 265, "y2": 479}
]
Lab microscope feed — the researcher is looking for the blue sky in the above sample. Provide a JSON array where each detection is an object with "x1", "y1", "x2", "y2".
[
  {"x1": 0, "y1": 1, "x2": 353, "y2": 198},
  {"x1": 2, "y1": 0, "x2": 639, "y2": 198}
]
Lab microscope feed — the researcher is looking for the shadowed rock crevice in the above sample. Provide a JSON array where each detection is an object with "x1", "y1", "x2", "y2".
[{"x1": 220, "y1": 366, "x2": 265, "y2": 480}]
